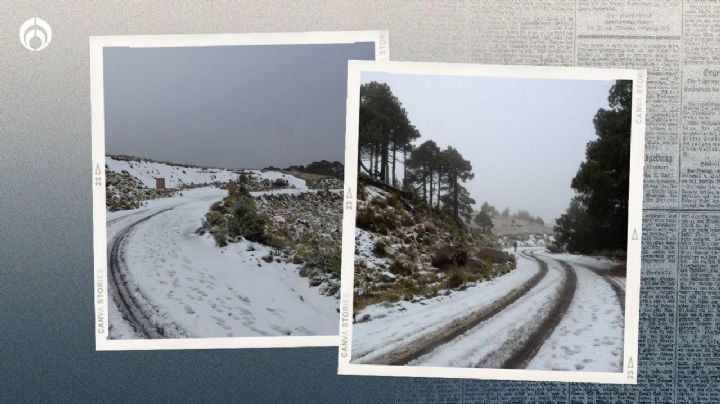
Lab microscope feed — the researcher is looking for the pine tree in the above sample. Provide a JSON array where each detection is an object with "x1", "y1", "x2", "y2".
[
  {"x1": 554, "y1": 80, "x2": 633, "y2": 254},
  {"x1": 441, "y1": 184, "x2": 476, "y2": 225},
  {"x1": 406, "y1": 140, "x2": 440, "y2": 203},
  {"x1": 441, "y1": 146, "x2": 474, "y2": 223},
  {"x1": 358, "y1": 81, "x2": 419, "y2": 184}
]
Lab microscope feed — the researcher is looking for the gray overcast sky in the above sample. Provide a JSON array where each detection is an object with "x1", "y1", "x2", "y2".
[
  {"x1": 361, "y1": 72, "x2": 615, "y2": 223},
  {"x1": 104, "y1": 42, "x2": 374, "y2": 169}
]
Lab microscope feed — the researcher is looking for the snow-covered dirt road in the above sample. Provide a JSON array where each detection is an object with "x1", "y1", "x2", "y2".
[
  {"x1": 351, "y1": 247, "x2": 625, "y2": 372},
  {"x1": 106, "y1": 186, "x2": 338, "y2": 339},
  {"x1": 526, "y1": 251, "x2": 625, "y2": 371}
]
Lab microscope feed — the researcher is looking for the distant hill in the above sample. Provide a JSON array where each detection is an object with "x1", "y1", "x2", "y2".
[
  {"x1": 277, "y1": 160, "x2": 343, "y2": 179},
  {"x1": 488, "y1": 214, "x2": 554, "y2": 238}
]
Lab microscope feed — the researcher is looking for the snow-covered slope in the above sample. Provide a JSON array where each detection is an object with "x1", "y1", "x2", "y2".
[
  {"x1": 246, "y1": 169, "x2": 308, "y2": 190},
  {"x1": 106, "y1": 156, "x2": 239, "y2": 188}
]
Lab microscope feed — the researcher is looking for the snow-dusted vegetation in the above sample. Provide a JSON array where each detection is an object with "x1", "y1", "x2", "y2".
[
  {"x1": 194, "y1": 171, "x2": 343, "y2": 297},
  {"x1": 352, "y1": 178, "x2": 516, "y2": 314},
  {"x1": 105, "y1": 156, "x2": 344, "y2": 339}
]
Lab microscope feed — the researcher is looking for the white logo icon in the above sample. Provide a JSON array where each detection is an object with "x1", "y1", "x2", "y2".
[{"x1": 19, "y1": 17, "x2": 52, "y2": 51}]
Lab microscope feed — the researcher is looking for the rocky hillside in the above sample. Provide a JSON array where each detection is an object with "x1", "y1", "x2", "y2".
[
  {"x1": 353, "y1": 176, "x2": 516, "y2": 314},
  {"x1": 104, "y1": 155, "x2": 314, "y2": 211},
  {"x1": 105, "y1": 155, "x2": 242, "y2": 211},
  {"x1": 106, "y1": 155, "x2": 240, "y2": 188},
  {"x1": 285, "y1": 171, "x2": 343, "y2": 190},
  {"x1": 105, "y1": 169, "x2": 176, "y2": 211},
  {"x1": 258, "y1": 190, "x2": 343, "y2": 296},
  {"x1": 195, "y1": 175, "x2": 344, "y2": 297}
]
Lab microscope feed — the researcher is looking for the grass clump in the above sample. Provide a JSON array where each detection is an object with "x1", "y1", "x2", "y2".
[
  {"x1": 299, "y1": 243, "x2": 342, "y2": 289},
  {"x1": 373, "y1": 239, "x2": 388, "y2": 257},
  {"x1": 444, "y1": 269, "x2": 467, "y2": 289},
  {"x1": 389, "y1": 257, "x2": 414, "y2": 276}
]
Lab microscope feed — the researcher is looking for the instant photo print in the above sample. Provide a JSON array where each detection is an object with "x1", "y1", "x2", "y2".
[
  {"x1": 91, "y1": 31, "x2": 388, "y2": 350},
  {"x1": 338, "y1": 61, "x2": 646, "y2": 384}
]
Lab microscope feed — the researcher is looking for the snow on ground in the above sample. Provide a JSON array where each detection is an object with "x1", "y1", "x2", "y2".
[
  {"x1": 363, "y1": 185, "x2": 389, "y2": 201},
  {"x1": 106, "y1": 187, "x2": 223, "y2": 224},
  {"x1": 547, "y1": 252, "x2": 626, "y2": 290},
  {"x1": 107, "y1": 287, "x2": 143, "y2": 339},
  {"x1": 406, "y1": 250, "x2": 564, "y2": 368},
  {"x1": 246, "y1": 169, "x2": 308, "y2": 190},
  {"x1": 527, "y1": 251, "x2": 624, "y2": 371},
  {"x1": 106, "y1": 156, "x2": 240, "y2": 188},
  {"x1": 106, "y1": 186, "x2": 337, "y2": 339},
  {"x1": 106, "y1": 187, "x2": 228, "y2": 339},
  {"x1": 354, "y1": 228, "x2": 388, "y2": 270},
  {"x1": 350, "y1": 246, "x2": 625, "y2": 371},
  {"x1": 350, "y1": 249, "x2": 541, "y2": 363},
  {"x1": 548, "y1": 253, "x2": 619, "y2": 270},
  {"x1": 105, "y1": 156, "x2": 310, "y2": 194},
  {"x1": 106, "y1": 187, "x2": 226, "y2": 240}
]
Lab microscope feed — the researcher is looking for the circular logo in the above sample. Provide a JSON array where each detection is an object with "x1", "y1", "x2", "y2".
[{"x1": 19, "y1": 17, "x2": 52, "y2": 51}]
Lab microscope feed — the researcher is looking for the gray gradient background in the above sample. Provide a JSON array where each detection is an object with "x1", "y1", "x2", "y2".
[{"x1": 0, "y1": 1, "x2": 703, "y2": 403}]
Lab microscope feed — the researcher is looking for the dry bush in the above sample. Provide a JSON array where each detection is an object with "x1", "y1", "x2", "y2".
[
  {"x1": 389, "y1": 257, "x2": 414, "y2": 276},
  {"x1": 373, "y1": 239, "x2": 388, "y2": 257}
]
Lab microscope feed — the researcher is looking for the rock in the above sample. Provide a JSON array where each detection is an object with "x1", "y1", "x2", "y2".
[
  {"x1": 430, "y1": 243, "x2": 468, "y2": 269},
  {"x1": 467, "y1": 257, "x2": 486, "y2": 273},
  {"x1": 357, "y1": 314, "x2": 371, "y2": 323}
]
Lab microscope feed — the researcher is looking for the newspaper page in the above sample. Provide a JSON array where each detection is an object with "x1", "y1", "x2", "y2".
[{"x1": 375, "y1": 1, "x2": 717, "y2": 402}]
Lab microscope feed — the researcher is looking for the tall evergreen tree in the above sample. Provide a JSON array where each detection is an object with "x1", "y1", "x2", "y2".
[
  {"x1": 441, "y1": 146, "x2": 474, "y2": 223},
  {"x1": 406, "y1": 140, "x2": 440, "y2": 203},
  {"x1": 441, "y1": 183, "x2": 476, "y2": 225},
  {"x1": 358, "y1": 81, "x2": 419, "y2": 185},
  {"x1": 553, "y1": 196, "x2": 601, "y2": 254},
  {"x1": 554, "y1": 80, "x2": 633, "y2": 254}
]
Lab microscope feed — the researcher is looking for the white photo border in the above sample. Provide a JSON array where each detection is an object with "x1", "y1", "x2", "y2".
[
  {"x1": 338, "y1": 61, "x2": 646, "y2": 384},
  {"x1": 91, "y1": 31, "x2": 389, "y2": 351}
]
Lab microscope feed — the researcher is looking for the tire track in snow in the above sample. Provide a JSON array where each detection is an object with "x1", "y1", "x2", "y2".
[
  {"x1": 109, "y1": 207, "x2": 186, "y2": 338},
  {"x1": 376, "y1": 249, "x2": 550, "y2": 366},
  {"x1": 107, "y1": 208, "x2": 150, "y2": 226},
  {"x1": 501, "y1": 255, "x2": 577, "y2": 369},
  {"x1": 602, "y1": 275, "x2": 625, "y2": 313},
  {"x1": 574, "y1": 263, "x2": 625, "y2": 313},
  {"x1": 107, "y1": 195, "x2": 219, "y2": 226}
]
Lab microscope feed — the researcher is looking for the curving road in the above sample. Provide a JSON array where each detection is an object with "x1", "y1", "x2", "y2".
[
  {"x1": 106, "y1": 191, "x2": 226, "y2": 339},
  {"x1": 354, "y1": 247, "x2": 624, "y2": 371},
  {"x1": 105, "y1": 185, "x2": 340, "y2": 340},
  {"x1": 382, "y1": 249, "x2": 551, "y2": 366},
  {"x1": 500, "y1": 251, "x2": 577, "y2": 369},
  {"x1": 108, "y1": 207, "x2": 177, "y2": 338}
]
